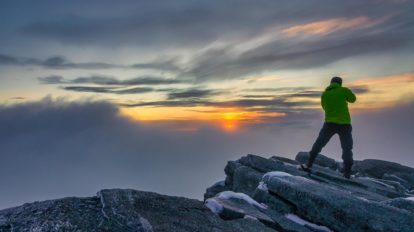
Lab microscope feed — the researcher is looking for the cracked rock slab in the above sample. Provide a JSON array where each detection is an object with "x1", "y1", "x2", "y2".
[{"x1": 264, "y1": 174, "x2": 414, "y2": 232}]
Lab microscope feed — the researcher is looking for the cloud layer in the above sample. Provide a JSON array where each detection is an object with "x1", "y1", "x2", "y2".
[
  {"x1": 1, "y1": 98, "x2": 413, "y2": 209},
  {"x1": 1, "y1": 0, "x2": 413, "y2": 82}
]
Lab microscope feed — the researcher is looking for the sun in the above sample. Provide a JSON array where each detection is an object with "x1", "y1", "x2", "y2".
[
  {"x1": 219, "y1": 111, "x2": 245, "y2": 132},
  {"x1": 222, "y1": 120, "x2": 237, "y2": 132}
]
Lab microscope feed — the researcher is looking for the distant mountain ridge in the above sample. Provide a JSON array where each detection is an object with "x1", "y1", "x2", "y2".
[{"x1": 1, "y1": 152, "x2": 414, "y2": 232}]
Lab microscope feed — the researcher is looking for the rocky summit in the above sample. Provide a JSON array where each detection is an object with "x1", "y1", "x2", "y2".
[{"x1": 1, "y1": 152, "x2": 414, "y2": 232}]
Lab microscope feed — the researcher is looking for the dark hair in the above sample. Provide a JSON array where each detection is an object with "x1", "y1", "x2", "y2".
[{"x1": 331, "y1": 76, "x2": 342, "y2": 85}]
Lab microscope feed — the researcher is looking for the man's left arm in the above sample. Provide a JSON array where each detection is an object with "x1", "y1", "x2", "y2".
[{"x1": 345, "y1": 88, "x2": 356, "y2": 103}]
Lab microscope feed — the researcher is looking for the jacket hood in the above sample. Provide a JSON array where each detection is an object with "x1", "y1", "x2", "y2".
[{"x1": 326, "y1": 82, "x2": 341, "y2": 91}]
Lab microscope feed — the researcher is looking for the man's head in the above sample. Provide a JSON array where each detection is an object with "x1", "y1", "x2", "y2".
[{"x1": 331, "y1": 76, "x2": 342, "y2": 85}]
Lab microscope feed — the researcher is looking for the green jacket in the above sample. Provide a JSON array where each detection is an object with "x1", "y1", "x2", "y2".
[{"x1": 321, "y1": 82, "x2": 356, "y2": 124}]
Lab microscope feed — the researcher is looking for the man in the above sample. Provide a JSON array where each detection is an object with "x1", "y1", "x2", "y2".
[{"x1": 300, "y1": 76, "x2": 356, "y2": 179}]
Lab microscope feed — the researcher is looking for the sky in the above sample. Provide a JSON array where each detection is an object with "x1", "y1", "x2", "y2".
[{"x1": 1, "y1": 0, "x2": 414, "y2": 209}]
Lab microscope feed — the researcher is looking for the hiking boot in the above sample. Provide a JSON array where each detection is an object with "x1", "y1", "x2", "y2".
[
  {"x1": 342, "y1": 167, "x2": 352, "y2": 179},
  {"x1": 343, "y1": 172, "x2": 351, "y2": 179},
  {"x1": 299, "y1": 164, "x2": 312, "y2": 173}
]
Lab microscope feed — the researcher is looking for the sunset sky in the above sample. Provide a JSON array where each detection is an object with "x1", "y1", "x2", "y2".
[{"x1": 1, "y1": 0, "x2": 413, "y2": 209}]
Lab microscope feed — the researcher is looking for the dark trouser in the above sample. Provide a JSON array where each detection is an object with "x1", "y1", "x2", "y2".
[{"x1": 308, "y1": 122, "x2": 353, "y2": 171}]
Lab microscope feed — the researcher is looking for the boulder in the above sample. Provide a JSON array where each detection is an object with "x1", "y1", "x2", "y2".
[
  {"x1": 239, "y1": 154, "x2": 284, "y2": 173},
  {"x1": 295, "y1": 152, "x2": 339, "y2": 171},
  {"x1": 263, "y1": 174, "x2": 414, "y2": 232},
  {"x1": 204, "y1": 180, "x2": 230, "y2": 200},
  {"x1": 0, "y1": 189, "x2": 278, "y2": 232},
  {"x1": 232, "y1": 166, "x2": 263, "y2": 196},
  {"x1": 353, "y1": 159, "x2": 414, "y2": 190},
  {"x1": 205, "y1": 190, "x2": 313, "y2": 232},
  {"x1": 270, "y1": 156, "x2": 299, "y2": 165},
  {"x1": 383, "y1": 197, "x2": 414, "y2": 213},
  {"x1": 2, "y1": 153, "x2": 414, "y2": 232}
]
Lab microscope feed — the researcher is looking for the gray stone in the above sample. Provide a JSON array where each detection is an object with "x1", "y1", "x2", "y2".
[
  {"x1": 232, "y1": 166, "x2": 263, "y2": 196},
  {"x1": 127, "y1": 189, "x2": 275, "y2": 232},
  {"x1": 224, "y1": 160, "x2": 242, "y2": 187},
  {"x1": 0, "y1": 197, "x2": 106, "y2": 232},
  {"x1": 3, "y1": 153, "x2": 414, "y2": 232},
  {"x1": 204, "y1": 180, "x2": 231, "y2": 201},
  {"x1": 205, "y1": 154, "x2": 414, "y2": 231},
  {"x1": 353, "y1": 159, "x2": 414, "y2": 189},
  {"x1": 97, "y1": 189, "x2": 154, "y2": 231},
  {"x1": 0, "y1": 189, "x2": 278, "y2": 232},
  {"x1": 295, "y1": 152, "x2": 338, "y2": 171},
  {"x1": 206, "y1": 191, "x2": 312, "y2": 232},
  {"x1": 252, "y1": 188, "x2": 293, "y2": 214},
  {"x1": 239, "y1": 154, "x2": 284, "y2": 173},
  {"x1": 382, "y1": 173, "x2": 411, "y2": 189},
  {"x1": 270, "y1": 156, "x2": 299, "y2": 165},
  {"x1": 263, "y1": 174, "x2": 414, "y2": 232},
  {"x1": 383, "y1": 198, "x2": 414, "y2": 213}
]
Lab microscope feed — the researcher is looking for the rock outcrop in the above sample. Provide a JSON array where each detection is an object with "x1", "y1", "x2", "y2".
[
  {"x1": 0, "y1": 189, "x2": 273, "y2": 232},
  {"x1": 204, "y1": 152, "x2": 414, "y2": 232},
  {"x1": 1, "y1": 152, "x2": 414, "y2": 231}
]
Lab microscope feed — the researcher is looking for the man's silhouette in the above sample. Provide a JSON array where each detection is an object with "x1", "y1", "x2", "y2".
[{"x1": 300, "y1": 76, "x2": 356, "y2": 178}]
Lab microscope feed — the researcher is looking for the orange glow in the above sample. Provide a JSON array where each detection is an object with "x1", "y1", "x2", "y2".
[
  {"x1": 222, "y1": 121, "x2": 238, "y2": 132},
  {"x1": 218, "y1": 111, "x2": 245, "y2": 132},
  {"x1": 120, "y1": 107, "x2": 287, "y2": 132},
  {"x1": 222, "y1": 111, "x2": 244, "y2": 120},
  {"x1": 349, "y1": 72, "x2": 414, "y2": 109},
  {"x1": 352, "y1": 73, "x2": 414, "y2": 86},
  {"x1": 282, "y1": 16, "x2": 387, "y2": 37}
]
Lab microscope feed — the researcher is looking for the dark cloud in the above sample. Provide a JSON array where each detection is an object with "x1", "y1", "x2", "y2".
[
  {"x1": 286, "y1": 91, "x2": 322, "y2": 98},
  {"x1": 114, "y1": 87, "x2": 155, "y2": 94},
  {"x1": 38, "y1": 75, "x2": 183, "y2": 85},
  {"x1": 0, "y1": 54, "x2": 181, "y2": 72},
  {"x1": 120, "y1": 99, "x2": 208, "y2": 108},
  {"x1": 349, "y1": 86, "x2": 370, "y2": 94},
  {"x1": 40, "y1": 56, "x2": 116, "y2": 69},
  {"x1": 240, "y1": 95, "x2": 277, "y2": 98},
  {"x1": 243, "y1": 87, "x2": 314, "y2": 93},
  {"x1": 62, "y1": 86, "x2": 153, "y2": 95},
  {"x1": 38, "y1": 75, "x2": 65, "y2": 84},
  {"x1": 112, "y1": 76, "x2": 183, "y2": 85},
  {"x1": 284, "y1": 85, "x2": 370, "y2": 100},
  {"x1": 122, "y1": 96, "x2": 317, "y2": 109},
  {"x1": 120, "y1": 84, "x2": 371, "y2": 111},
  {"x1": 62, "y1": 86, "x2": 117, "y2": 93},
  {"x1": 167, "y1": 89, "x2": 217, "y2": 100},
  {"x1": 0, "y1": 54, "x2": 20, "y2": 65},
  {"x1": 0, "y1": 54, "x2": 118, "y2": 69},
  {"x1": 284, "y1": 86, "x2": 370, "y2": 99}
]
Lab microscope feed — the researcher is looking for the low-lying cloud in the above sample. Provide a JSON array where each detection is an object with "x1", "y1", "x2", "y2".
[{"x1": 0, "y1": 97, "x2": 413, "y2": 210}]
